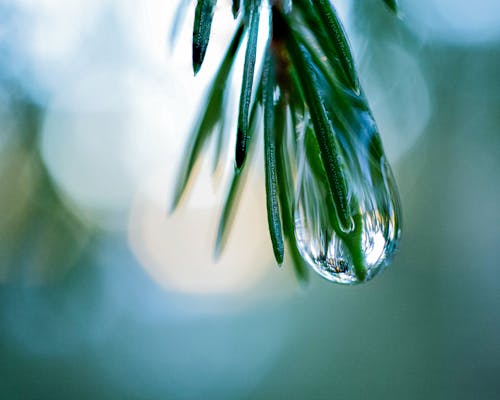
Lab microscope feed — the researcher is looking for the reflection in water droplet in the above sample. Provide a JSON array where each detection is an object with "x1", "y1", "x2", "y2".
[{"x1": 293, "y1": 105, "x2": 401, "y2": 284}]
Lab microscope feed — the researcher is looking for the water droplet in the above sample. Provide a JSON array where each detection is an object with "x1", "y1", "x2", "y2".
[{"x1": 293, "y1": 110, "x2": 401, "y2": 284}]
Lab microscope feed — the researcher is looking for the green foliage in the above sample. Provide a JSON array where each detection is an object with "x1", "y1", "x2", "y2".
[{"x1": 172, "y1": 0, "x2": 399, "y2": 283}]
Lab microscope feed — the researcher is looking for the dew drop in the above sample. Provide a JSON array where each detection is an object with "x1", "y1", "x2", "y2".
[{"x1": 293, "y1": 109, "x2": 401, "y2": 285}]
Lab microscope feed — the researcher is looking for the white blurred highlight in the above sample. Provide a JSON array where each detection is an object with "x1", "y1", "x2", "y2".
[
  {"x1": 37, "y1": 0, "x2": 232, "y2": 226},
  {"x1": 403, "y1": 0, "x2": 500, "y2": 44},
  {"x1": 128, "y1": 168, "x2": 274, "y2": 295},
  {"x1": 360, "y1": 43, "x2": 431, "y2": 162},
  {"x1": 40, "y1": 70, "x2": 194, "y2": 228}
]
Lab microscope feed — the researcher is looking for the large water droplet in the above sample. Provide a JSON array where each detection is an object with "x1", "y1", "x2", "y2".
[{"x1": 293, "y1": 109, "x2": 401, "y2": 284}]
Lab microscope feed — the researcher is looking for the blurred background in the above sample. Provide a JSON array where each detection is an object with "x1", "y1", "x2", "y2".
[{"x1": 0, "y1": 0, "x2": 499, "y2": 398}]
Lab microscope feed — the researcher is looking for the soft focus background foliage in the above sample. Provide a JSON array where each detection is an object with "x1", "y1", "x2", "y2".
[{"x1": 1, "y1": 0, "x2": 499, "y2": 398}]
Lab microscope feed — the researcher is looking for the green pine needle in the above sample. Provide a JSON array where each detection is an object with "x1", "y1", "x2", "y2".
[
  {"x1": 263, "y1": 50, "x2": 285, "y2": 265},
  {"x1": 283, "y1": 24, "x2": 353, "y2": 234},
  {"x1": 292, "y1": 0, "x2": 359, "y2": 92},
  {"x1": 193, "y1": 0, "x2": 217, "y2": 75},
  {"x1": 232, "y1": 0, "x2": 241, "y2": 18},
  {"x1": 313, "y1": 0, "x2": 359, "y2": 91},
  {"x1": 235, "y1": 0, "x2": 261, "y2": 169}
]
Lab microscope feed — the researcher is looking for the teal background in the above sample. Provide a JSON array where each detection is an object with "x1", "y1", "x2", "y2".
[{"x1": 1, "y1": 1, "x2": 499, "y2": 398}]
